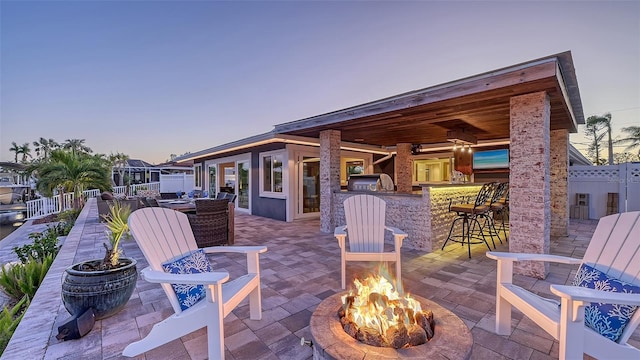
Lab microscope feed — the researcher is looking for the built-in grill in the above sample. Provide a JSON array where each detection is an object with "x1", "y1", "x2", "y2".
[{"x1": 347, "y1": 174, "x2": 395, "y2": 192}]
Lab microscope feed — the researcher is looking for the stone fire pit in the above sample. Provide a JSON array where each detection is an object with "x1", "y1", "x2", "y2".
[{"x1": 310, "y1": 292, "x2": 473, "y2": 359}]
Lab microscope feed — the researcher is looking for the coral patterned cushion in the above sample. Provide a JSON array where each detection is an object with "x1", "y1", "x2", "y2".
[
  {"x1": 572, "y1": 264, "x2": 640, "y2": 342},
  {"x1": 161, "y1": 249, "x2": 213, "y2": 311}
]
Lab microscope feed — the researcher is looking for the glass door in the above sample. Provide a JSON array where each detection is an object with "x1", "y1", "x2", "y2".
[
  {"x1": 237, "y1": 161, "x2": 250, "y2": 210},
  {"x1": 298, "y1": 156, "x2": 320, "y2": 216}
]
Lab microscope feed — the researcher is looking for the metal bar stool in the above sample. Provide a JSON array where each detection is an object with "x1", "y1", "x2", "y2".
[
  {"x1": 442, "y1": 183, "x2": 496, "y2": 258},
  {"x1": 492, "y1": 186, "x2": 509, "y2": 239},
  {"x1": 479, "y1": 182, "x2": 509, "y2": 244}
]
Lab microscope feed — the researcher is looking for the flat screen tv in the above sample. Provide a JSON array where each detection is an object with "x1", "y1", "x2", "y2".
[{"x1": 473, "y1": 149, "x2": 509, "y2": 170}]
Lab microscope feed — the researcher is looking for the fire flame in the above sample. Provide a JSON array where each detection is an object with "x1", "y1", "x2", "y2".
[{"x1": 341, "y1": 274, "x2": 422, "y2": 335}]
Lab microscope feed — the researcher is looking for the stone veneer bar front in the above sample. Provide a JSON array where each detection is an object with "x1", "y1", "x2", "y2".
[{"x1": 332, "y1": 183, "x2": 483, "y2": 252}]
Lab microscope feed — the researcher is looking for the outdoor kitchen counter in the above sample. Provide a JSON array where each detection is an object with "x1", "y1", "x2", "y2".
[{"x1": 333, "y1": 184, "x2": 483, "y2": 252}]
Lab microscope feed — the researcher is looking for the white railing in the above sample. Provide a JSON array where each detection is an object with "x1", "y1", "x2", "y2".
[
  {"x1": 26, "y1": 188, "x2": 102, "y2": 219},
  {"x1": 112, "y1": 182, "x2": 160, "y2": 196},
  {"x1": 569, "y1": 162, "x2": 640, "y2": 219}
]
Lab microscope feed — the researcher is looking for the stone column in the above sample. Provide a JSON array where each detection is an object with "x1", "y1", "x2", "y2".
[
  {"x1": 396, "y1": 143, "x2": 413, "y2": 193},
  {"x1": 320, "y1": 129, "x2": 341, "y2": 233},
  {"x1": 509, "y1": 91, "x2": 551, "y2": 279},
  {"x1": 550, "y1": 129, "x2": 569, "y2": 237}
]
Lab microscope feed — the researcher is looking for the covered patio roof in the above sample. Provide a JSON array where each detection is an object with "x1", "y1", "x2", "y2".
[{"x1": 273, "y1": 51, "x2": 584, "y2": 147}]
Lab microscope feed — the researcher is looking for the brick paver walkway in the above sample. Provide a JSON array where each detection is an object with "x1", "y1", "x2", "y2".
[{"x1": 4, "y1": 200, "x2": 638, "y2": 359}]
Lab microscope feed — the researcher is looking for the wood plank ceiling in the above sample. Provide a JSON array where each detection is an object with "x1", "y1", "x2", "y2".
[{"x1": 274, "y1": 55, "x2": 582, "y2": 148}]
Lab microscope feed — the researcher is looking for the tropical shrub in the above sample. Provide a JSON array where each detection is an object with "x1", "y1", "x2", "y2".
[
  {"x1": 0, "y1": 296, "x2": 28, "y2": 355},
  {"x1": 13, "y1": 228, "x2": 60, "y2": 264},
  {"x1": 0, "y1": 255, "x2": 54, "y2": 301},
  {"x1": 33, "y1": 149, "x2": 111, "y2": 208}
]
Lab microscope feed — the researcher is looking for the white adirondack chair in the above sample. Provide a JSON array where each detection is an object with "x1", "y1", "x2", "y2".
[
  {"x1": 123, "y1": 207, "x2": 267, "y2": 360},
  {"x1": 487, "y1": 211, "x2": 640, "y2": 360},
  {"x1": 334, "y1": 194, "x2": 408, "y2": 290}
]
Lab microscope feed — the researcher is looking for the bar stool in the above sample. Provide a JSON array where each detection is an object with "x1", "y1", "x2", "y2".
[
  {"x1": 442, "y1": 183, "x2": 496, "y2": 258},
  {"x1": 480, "y1": 182, "x2": 509, "y2": 244},
  {"x1": 492, "y1": 186, "x2": 509, "y2": 239}
]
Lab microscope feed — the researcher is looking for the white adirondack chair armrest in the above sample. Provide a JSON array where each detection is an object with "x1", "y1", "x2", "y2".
[
  {"x1": 551, "y1": 285, "x2": 640, "y2": 307},
  {"x1": 202, "y1": 245, "x2": 267, "y2": 255},
  {"x1": 334, "y1": 225, "x2": 347, "y2": 237},
  {"x1": 385, "y1": 226, "x2": 407, "y2": 238},
  {"x1": 141, "y1": 267, "x2": 230, "y2": 285},
  {"x1": 486, "y1": 251, "x2": 582, "y2": 265}
]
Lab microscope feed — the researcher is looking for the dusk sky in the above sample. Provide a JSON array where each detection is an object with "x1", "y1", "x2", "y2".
[{"x1": 1, "y1": 1, "x2": 638, "y2": 164}]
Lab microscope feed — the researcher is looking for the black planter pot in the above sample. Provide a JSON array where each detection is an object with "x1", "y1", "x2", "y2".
[{"x1": 62, "y1": 257, "x2": 138, "y2": 320}]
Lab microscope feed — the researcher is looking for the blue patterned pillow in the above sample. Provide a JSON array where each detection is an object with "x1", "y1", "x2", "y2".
[
  {"x1": 161, "y1": 249, "x2": 213, "y2": 311},
  {"x1": 572, "y1": 264, "x2": 640, "y2": 342}
]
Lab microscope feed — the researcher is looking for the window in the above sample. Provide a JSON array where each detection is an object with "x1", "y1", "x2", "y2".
[{"x1": 260, "y1": 150, "x2": 285, "y2": 197}]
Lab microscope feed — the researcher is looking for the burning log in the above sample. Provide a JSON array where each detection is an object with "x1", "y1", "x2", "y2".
[
  {"x1": 385, "y1": 324, "x2": 409, "y2": 349},
  {"x1": 339, "y1": 274, "x2": 436, "y2": 348},
  {"x1": 415, "y1": 310, "x2": 435, "y2": 340},
  {"x1": 343, "y1": 322, "x2": 358, "y2": 338},
  {"x1": 357, "y1": 326, "x2": 386, "y2": 347},
  {"x1": 407, "y1": 324, "x2": 427, "y2": 346}
]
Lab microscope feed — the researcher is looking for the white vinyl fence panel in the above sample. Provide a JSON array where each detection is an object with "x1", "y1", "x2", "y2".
[
  {"x1": 26, "y1": 188, "x2": 101, "y2": 219},
  {"x1": 569, "y1": 163, "x2": 640, "y2": 219},
  {"x1": 160, "y1": 174, "x2": 195, "y2": 194}
]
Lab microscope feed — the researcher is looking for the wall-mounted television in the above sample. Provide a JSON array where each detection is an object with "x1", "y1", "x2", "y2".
[{"x1": 473, "y1": 149, "x2": 509, "y2": 170}]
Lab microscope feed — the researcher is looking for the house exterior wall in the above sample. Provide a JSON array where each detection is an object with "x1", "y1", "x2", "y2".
[
  {"x1": 509, "y1": 91, "x2": 551, "y2": 279},
  {"x1": 194, "y1": 142, "x2": 287, "y2": 221}
]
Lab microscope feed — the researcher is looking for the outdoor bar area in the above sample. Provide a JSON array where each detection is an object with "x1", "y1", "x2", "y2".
[{"x1": 274, "y1": 51, "x2": 585, "y2": 278}]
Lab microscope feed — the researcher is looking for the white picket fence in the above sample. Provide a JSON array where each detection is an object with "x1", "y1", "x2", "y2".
[{"x1": 569, "y1": 163, "x2": 640, "y2": 219}]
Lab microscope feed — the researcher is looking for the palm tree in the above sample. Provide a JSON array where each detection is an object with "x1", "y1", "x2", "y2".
[
  {"x1": 18, "y1": 143, "x2": 32, "y2": 163},
  {"x1": 585, "y1": 121, "x2": 605, "y2": 165},
  {"x1": 63, "y1": 138, "x2": 92, "y2": 154},
  {"x1": 616, "y1": 126, "x2": 640, "y2": 156},
  {"x1": 9, "y1": 142, "x2": 20, "y2": 162},
  {"x1": 33, "y1": 137, "x2": 59, "y2": 159},
  {"x1": 586, "y1": 113, "x2": 613, "y2": 165},
  {"x1": 35, "y1": 149, "x2": 111, "y2": 208},
  {"x1": 108, "y1": 152, "x2": 130, "y2": 187}
]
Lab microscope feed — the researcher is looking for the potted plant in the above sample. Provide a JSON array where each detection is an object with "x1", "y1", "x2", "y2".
[{"x1": 61, "y1": 201, "x2": 138, "y2": 320}]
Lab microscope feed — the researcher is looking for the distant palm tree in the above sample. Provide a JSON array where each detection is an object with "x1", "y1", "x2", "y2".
[
  {"x1": 585, "y1": 121, "x2": 605, "y2": 165},
  {"x1": 586, "y1": 113, "x2": 614, "y2": 165},
  {"x1": 35, "y1": 150, "x2": 111, "y2": 208},
  {"x1": 18, "y1": 143, "x2": 32, "y2": 163},
  {"x1": 108, "y1": 152, "x2": 130, "y2": 186},
  {"x1": 9, "y1": 141, "x2": 20, "y2": 162},
  {"x1": 63, "y1": 138, "x2": 92, "y2": 154},
  {"x1": 33, "y1": 137, "x2": 59, "y2": 159},
  {"x1": 616, "y1": 126, "x2": 640, "y2": 156}
]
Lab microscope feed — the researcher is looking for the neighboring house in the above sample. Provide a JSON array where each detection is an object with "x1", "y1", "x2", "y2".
[
  {"x1": 569, "y1": 144, "x2": 592, "y2": 166},
  {"x1": 112, "y1": 159, "x2": 193, "y2": 186}
]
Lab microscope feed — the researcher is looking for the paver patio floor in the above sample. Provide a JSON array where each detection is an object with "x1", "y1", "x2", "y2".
[{"x1": 7, "y1": 204, "x2": 639, "y2": 359}]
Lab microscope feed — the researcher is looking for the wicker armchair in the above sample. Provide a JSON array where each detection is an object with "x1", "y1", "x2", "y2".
[{"x1": 187, "y1": 199, "x2": 234, "y2": 247}]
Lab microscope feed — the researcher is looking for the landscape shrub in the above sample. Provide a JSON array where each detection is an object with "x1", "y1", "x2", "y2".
[
  {"x1": 0, "y1": 296, "x2": 28, "y2": 355},
  {"x1": 13, "y1": 228, "x2": 60, "y2": 264},
  {"x1": 0, "y1": 255, "x2": 54, "y2": 301}
]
